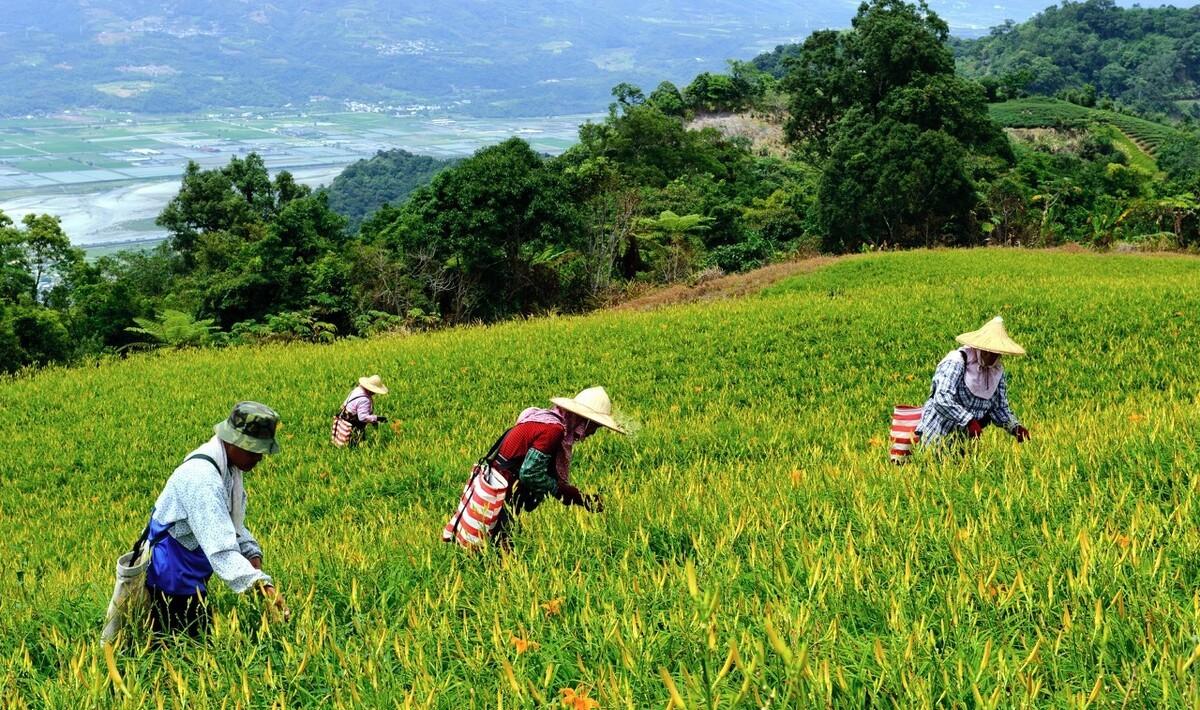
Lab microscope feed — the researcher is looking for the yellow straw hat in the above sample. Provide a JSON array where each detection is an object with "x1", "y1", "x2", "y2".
[
  {"x1": 955, "y1": 316, "x2": 1026, "y2": 356},
  {"x1": 358, "y1": 374, "x2": 389, "y2": 395},
  {"x1": 551, "y1": 386, "x2": 626, "y2": 434}
]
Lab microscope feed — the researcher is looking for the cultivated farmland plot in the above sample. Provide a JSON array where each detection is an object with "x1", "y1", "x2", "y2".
[
  {"x1": 989, "y1": 98, "x2": 1184, "y2": 156},
  {"x1": 0, "y1": 111, "x2": 595, "y2": 249},
  {"x1": 1, "y1": 250, "x2": 1199, "y2": 706}
]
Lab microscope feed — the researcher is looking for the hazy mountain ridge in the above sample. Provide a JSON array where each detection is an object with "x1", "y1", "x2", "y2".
[{"x1": 1, "y1": 0, "x2": 1061, "y2": 117}]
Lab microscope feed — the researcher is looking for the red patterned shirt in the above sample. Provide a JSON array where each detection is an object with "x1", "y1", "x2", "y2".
[{"x1": 492, "y1": 421, "x2": 584, "y2": 505}]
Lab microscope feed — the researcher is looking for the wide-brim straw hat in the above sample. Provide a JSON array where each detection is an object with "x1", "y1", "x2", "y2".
[
  {"x1": 358, "y1": 374, "x2": 389, "y2": 395},
  {"x1": 551, "y1": 386, "x2": 626, "y2": 434},
  {"x1": 955, "y1": 316, "x2": 1026, "y2": 356}
]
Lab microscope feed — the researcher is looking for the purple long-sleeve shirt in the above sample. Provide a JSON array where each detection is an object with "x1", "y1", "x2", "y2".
[{"x1": 342, "y1": 386, "x2": 379, "y2": 423}]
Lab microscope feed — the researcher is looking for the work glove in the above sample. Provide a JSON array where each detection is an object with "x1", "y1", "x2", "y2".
[
  {"x1": 966, "y1": 419, "x2": 984, "y2": 439},
  {"x1": 582, "y1": 493, "x2": 604, "y2": 513},
  {"x1": 375, "y1": 416, "x2": 388, "y2": 424},
  {"x1": 1013, "y1": 425, "x2": 1030, "y2": 443}
]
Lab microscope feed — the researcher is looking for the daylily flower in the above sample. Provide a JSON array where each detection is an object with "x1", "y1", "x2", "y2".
[{"x1": 560, "y1": 687, "x2": 598, "y2": 709}]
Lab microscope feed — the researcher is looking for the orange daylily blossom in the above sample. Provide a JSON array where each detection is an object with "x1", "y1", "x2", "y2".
[
  {"x1": 511, "y1": 635, "x2": 539, "y2": 655},
  {"x1": 541, "y1": 598, "x2": 563, "y2": 617},
  {"x1": 560, "y1": 687, "x2": 599, "y2": 710}
]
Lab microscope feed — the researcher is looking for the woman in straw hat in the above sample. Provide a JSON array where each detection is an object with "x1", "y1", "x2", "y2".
[
  {"x1": 916, "y1": 316, "x2": 1030, "y2": 446},
  {"x1": 446, "y1": 386, "x2": 625, "y2": 550},
  {"x1": 332, "y1": 375, "x2": 389, "y2": 447}
]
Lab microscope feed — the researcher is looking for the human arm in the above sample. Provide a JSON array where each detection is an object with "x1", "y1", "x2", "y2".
[
  {"x1": 352, "y1": 396, "x2": 379, "y2": 424},
  {"x1": 177, "y1": 473, "x2": 271, "y2": 593},
  {"x1": 989, "y1": 372, "x2": 1021, "y2": 434},
  {"x1": 542, "y1": 431, "x2": 593, "y2": 509},
  {"x1": 235, "y1": 488, "x2": 264, "y2": 563},
  {"x1": 550, "y1": 450, "x2": 587, "y2": 507}
]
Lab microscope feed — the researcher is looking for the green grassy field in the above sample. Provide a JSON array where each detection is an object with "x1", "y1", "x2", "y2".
[
  {"x1": 2, "y1": 249, "x2": 1199, "y2": 707},
  {"x1": 10, "y1": 159, "x2": 91, "y2": 173}
]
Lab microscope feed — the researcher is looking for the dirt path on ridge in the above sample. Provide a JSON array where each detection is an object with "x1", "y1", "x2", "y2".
[{"x1": 613, "y1": 256, "x2": 839, "y2": 311}]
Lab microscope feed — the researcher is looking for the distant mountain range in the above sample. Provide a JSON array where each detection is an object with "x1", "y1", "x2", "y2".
[{"x1": 1, "y1": 0, "x2": 1068, "y2": 117}]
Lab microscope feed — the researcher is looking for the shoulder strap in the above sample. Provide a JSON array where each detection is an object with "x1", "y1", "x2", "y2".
[
  {"x1": 185, "y1": 453, "x2": 221, "y2": 473},
  {"x1": 482, "y1": 427, "x2": 513, "y2": 465},
  {"x1": 130, "y1": 519, "x2": 153, "y2": 557}
]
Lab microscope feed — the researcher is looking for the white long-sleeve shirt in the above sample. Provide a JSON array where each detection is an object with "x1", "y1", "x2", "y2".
[{"x1": 150, "y1": 436, "x2": 271, "y2": 593}]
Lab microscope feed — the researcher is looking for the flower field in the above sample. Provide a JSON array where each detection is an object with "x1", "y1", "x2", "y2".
[{"x1": 1, "y1": 248, "x2": 1199, "y2": 707}]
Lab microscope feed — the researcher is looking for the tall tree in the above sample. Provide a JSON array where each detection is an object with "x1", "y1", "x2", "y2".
[
  {"x1": 157, "y1": 153, "x2": 308, "y2": 265},
  {"x1": 0, "y1": 213, "x2": 33, "y2": 303},
  {"x1": 14, "y1": 214, "x2": 80, "y2": 303},
  {"x1": 375, "y1": 138, "x2": 581, "y2": 321},
  {"x1": 782, "y1": 0, "x2": 1009, "y2": 250}
]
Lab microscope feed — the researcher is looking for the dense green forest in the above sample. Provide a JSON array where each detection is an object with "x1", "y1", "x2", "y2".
[
  {"x1": 321, "y1": 150, "x2": 457, "y2": 233},
  {"x1": 3, "y1": 0, "x2": 1199, "y2": 373},
  {"x1": 754, "y1": 0, "x2": 1200, "y2": 121},
  {"x1": 953, "y1": 0, "x2": 1200, "y2": 118}
]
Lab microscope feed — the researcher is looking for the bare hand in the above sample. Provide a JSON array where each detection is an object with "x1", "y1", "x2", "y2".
[{"x1": 259, "y1": 584, "x2": 291, "y2": 622}]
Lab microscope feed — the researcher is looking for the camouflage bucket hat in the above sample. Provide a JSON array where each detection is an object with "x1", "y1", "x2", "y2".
[{"x1": 214, "y1": 401, "x2": 281, "y2": 455}]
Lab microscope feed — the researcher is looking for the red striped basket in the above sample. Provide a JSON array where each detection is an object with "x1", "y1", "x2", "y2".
[
  {"x1": 442, "y1": 464, "x2": 509, "y2": 548},
  {"x1": 890, "y1": 405, "x2": 923, "y2": 463},
  {"x1": 330, "y1": 415, "x2": 354, "y2": 447}
]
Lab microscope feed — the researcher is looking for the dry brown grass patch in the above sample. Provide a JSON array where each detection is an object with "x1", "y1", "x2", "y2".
[{"x1": 614, "y1": 256, "x2": 839, "y2": 311}]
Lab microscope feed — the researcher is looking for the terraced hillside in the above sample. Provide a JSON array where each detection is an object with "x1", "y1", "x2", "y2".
[{"x1": 989, "y1": 97, "x2": 1184, "y2": 157}]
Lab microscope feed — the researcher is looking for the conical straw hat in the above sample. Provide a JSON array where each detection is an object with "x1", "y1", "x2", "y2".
[
  {"x1": 358, "y1": 374, "x2": 389, "y2": 395},
  {"x1": 955, "y1": 316, "x2": 1026, "y2": 356},
  {"x1": 551, "y1": 386, "x2": 626, "y2": 434}
]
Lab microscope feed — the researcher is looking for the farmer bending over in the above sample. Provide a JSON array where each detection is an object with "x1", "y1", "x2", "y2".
[
  {"x1": 143, "y1": 402, "x2": 289, "y2": 636},
  {"x1": 332, "y1": 374, "x2": 388, "y2": 447},
  {"x1": 446, "y1": 387, "x2": 625, "y2": 550},
  {"x1": 916, "y1": 316, "x2": 1030, "y2": 446}
]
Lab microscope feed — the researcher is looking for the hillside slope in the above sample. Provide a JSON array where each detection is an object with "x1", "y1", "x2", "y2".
[
  {"x1": 2, "y1": 249, "x2": 1199, "y2": 705},
  {"x1": 988, "y1": 97, "x2": 1185, "y2": 157}
]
